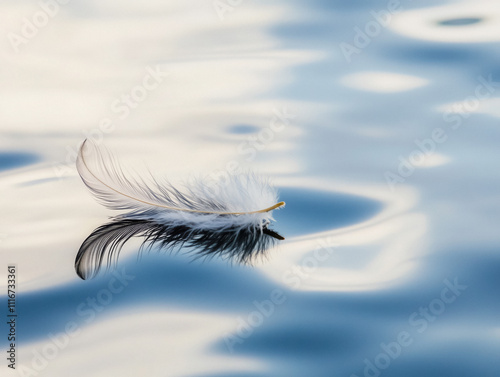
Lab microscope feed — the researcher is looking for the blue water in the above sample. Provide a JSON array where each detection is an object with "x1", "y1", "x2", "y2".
[
  {"x1": 0, "y1": 152, "x2": 39, "y2": 172},
  {"x1": 2, "y1": 0, "x2": 500, "y2": 376}
]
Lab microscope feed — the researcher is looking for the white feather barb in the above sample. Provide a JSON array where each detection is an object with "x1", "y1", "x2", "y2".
[{"x1": 76, "y1": 139, "x2": 285, "y2": 232}]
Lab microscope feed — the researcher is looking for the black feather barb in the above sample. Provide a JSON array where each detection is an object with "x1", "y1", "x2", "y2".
[{"x1": 75, "y1": 218, "x2": 284, "y2": 280}]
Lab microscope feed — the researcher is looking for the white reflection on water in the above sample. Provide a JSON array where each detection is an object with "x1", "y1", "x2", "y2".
[
  {"x1": 340, "y1": 72, "x2": 428, "y2": 93},
  {"x1": 390, "y1": 1, "x2": 500, "y2": 43},
  {"x1": 17, "y1": 310, "x2": 264, "y2": 377},
  {"x1": 262, "y1": 178, "x2": 426, "y2": 291}
]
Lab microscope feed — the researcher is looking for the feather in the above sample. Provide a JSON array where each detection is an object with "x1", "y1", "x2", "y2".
[{"x1": 75, "y1": 139, "x2": 285, "y2": 279}]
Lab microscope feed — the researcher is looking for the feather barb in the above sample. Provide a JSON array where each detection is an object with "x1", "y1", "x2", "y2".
[{"x1": 78, "y1": 139, "x2": 285, "y2": 215}]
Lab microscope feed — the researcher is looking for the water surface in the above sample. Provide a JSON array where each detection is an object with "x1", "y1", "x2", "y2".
[{"x1": 1, "y1": 1, "x2": 499, "y2": 376}]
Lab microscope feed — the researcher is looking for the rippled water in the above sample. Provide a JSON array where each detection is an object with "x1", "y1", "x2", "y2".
[{"x1": 1, "y1": 1, "x2": 500, "y2": 376}]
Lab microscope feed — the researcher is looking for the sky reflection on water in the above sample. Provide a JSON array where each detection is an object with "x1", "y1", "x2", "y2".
[{"x1": 1, "y1": 0, "x2": 500, "y2": 376}]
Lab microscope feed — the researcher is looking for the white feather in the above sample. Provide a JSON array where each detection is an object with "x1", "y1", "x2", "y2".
[{"x1": 76, "y1": 139, "x2": 285, "y2": 232}]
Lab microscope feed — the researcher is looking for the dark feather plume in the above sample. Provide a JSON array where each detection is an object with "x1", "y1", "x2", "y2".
[{"x1": 76, "y1": 218, "x2": 283, "y2": 280}]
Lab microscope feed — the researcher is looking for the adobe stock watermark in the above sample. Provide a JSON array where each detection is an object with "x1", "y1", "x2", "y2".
[
  {"x1": 351, "y1": 277, "x2": 467, "y2": 377},
  {"x1": 223, "y1": 287, "x2": 287, "y2": 353},
  {"x1": 442, "y1": 74, "x2": 499, "y2": 129},
  {"x1": 213, "y1": 0, "x2": 247, "y2": 21},
  {"x1": 339, "y1": 0, "x2": 403, "y2": 62},
  {"x1": 384, "y1": 74, "x2": 500, "y2": 191},
  {"x1": 199, "y1": 106, "x2": 296, "y2": 200},
  {"x1": 281, "y1": 236, "x2": 340, "y2": 290},
  {"x1": 52, "y1": 65, "x2": 170, "y2": 179},
  {"x1": 223, "y1": 236, "x2": 339, "y2": 353},
  {"x1": 7, "y1": 0, "x2": 71, "y2": 53},
  {"x1": 17, "y1": 269, "x2": 135, "y2": 376}
]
